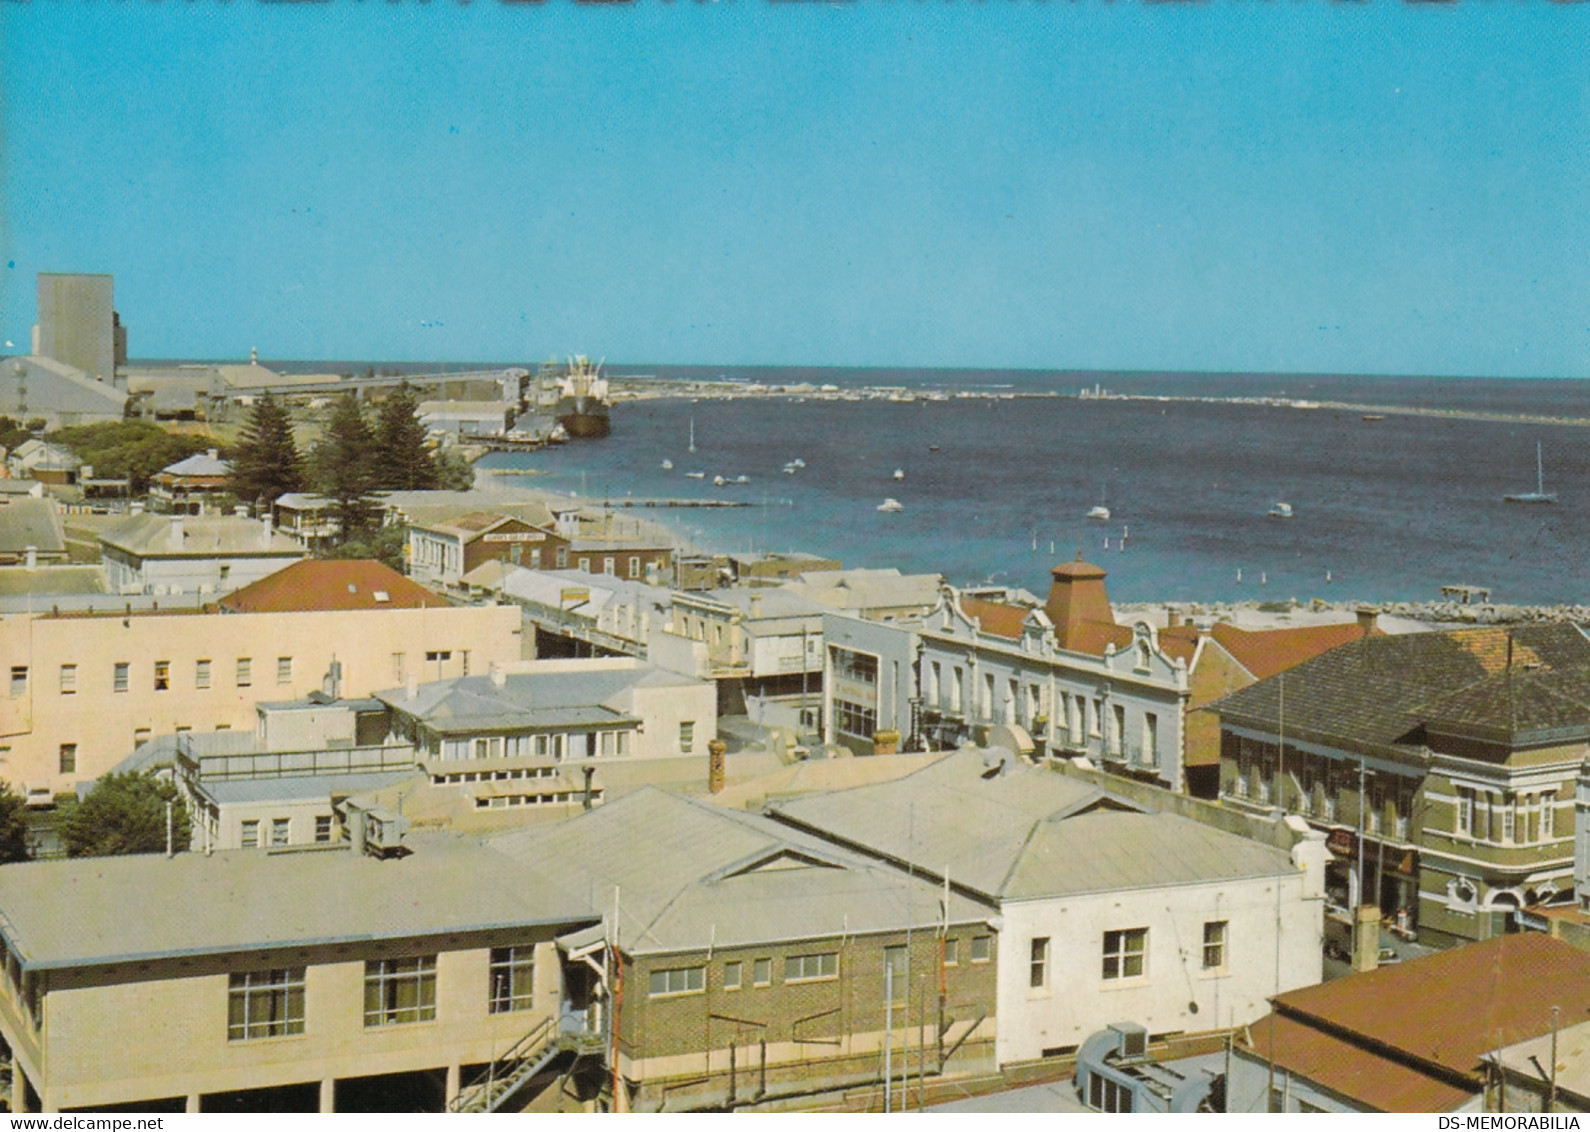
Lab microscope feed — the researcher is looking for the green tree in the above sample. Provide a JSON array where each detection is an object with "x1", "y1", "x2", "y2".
[
  {"x1": 433, "y1": 447, "x2": 476, "y2": 491},
  {"x1": 330, "y1": 520, "x2": 409, "y2": 572},
  {"x1": 49, "y1": 420, "x2": 213, "y2": 493},
  {"x1": 59, "y1": 772, "x2": 190, "y2": 857},
  {"x1": 0, "y1": 781, "x2": 33, "y2": 864},
  {"x1": 312, "y1": 393, "x2": 379, "y2": 545},
  {"x1": 372, "y1": 383, "x2": 438, "y2": 491},
  {"x1": 229, "y1": 393, "x2": 304, "y2": 510}
]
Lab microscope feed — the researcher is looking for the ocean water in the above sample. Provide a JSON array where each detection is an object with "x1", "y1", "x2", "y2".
[{"x1": 473, "y1": 368, "x2": 1590, "y2": 606}]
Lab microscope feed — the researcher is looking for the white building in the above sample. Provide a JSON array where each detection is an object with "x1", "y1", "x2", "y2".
[
  {"x1": 772, "y1": 749, "x2": 1325, "y2": 1067},
  {"x1": 98, "y1": 513, "x2": 306, "y2": 596}
]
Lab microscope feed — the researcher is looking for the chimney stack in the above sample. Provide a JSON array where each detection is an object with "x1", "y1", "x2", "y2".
[
  {"x1": 490, "y1": 662, "x2": 507, "y2": 689},
  {"x1": 707, "y1": 738, "x2": 727, "y2": 794},
  {"x1": 872, "y1": 729, "x2": 900, "y2": 756},
  {"x1": 260, "y1": 514, "x2": 273, "y2": 549},
  {"x1": 749, "y1": 592, "x2": 763, "y2": 619},
  {"x1": 24, "y1": 545, "x2": 36, "y2": 570},
  {"x1": 1352, "y1": 904, "x2": 1382, "y2": 973},
  {"x1": 168, "y1": 517, "x2": 185, "y2": 550},
  {"x1": 1355, "y1": 605, "x2": 1378, "y2": 635},
  {"x1": 406, "y1": 671, "x2": 419, "y2": 701},
  {"x1": 207, "y1": 448, "x2": 219, "y2": 461}
]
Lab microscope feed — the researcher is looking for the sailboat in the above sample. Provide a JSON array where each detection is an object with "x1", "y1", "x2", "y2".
[
  {"x1": 687, "y1": 417, "x2": 697, "y2": 455},
  {"x1": 1504, "y1": 442, "x2": 1557, "y2": 504},
  {"x1": 1087, "y1": 485, "x2": 1110, "y2": 521}
]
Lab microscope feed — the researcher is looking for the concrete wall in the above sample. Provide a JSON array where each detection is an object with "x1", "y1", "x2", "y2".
[
  {"x1": 0, "y1": 604, "x2": 523, "y2": 793},
  {"x1": 994, "y1": 873, "x2": 1322, "y2": 1067},
  {"x1": 0, "y1": 935, "x2": 563, "y2": 1112}
]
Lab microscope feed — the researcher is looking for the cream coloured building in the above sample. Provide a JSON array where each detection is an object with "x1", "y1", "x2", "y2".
[
  {"x1": 0, "y1": 602, "x2": 524, "y2": 796},
  {"x1": 0, "y1": 836, "x2": 601, "y2": 1112}
]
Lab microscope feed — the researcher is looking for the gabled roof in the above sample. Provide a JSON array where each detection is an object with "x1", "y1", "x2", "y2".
[
  {"x1": 1245, "y1": 933, "x2": 1590, "y2": 1110},
  {"x1": 218, "y1": 559, "x2": 443, "y2": 612},
  {"x1": 375, "y1": 661, "x2": 698, "y2": 735},
  {"x1": 959, "y1": 595, "x2": 1031, "y2": 640},
  {"x1": 0, "y1": 835, "x2": 593, "y2": 972},
  {"x1": 157, "y1": 450, "x2": 231, "y2": 478},
  {"x1": 0, "y1": 497, "x2": 66, "y2": 556},
  {"x1": 1213, "y1": 623, "x2": 1590, "y2": 757},
  {"x1": 1209, "y1": 620, "x2": 1378, "y2": 681},
  {"x1": 490, "y1": 788, "x2": 992, "y2": 954},
  {"x1": 773, "y1": 750, "x2": 1142, "y2": 901},
  {"x1": 99, "y1": 514, "x2": 305, "y2": 559}
]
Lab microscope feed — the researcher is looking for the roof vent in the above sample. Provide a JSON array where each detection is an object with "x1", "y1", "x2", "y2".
[
  {"x1": 347, "y1": 582, "x2": 358, "y2": 594},
  {"x1": 374, "y1": 590, "x2": 390, "y2": 603}
]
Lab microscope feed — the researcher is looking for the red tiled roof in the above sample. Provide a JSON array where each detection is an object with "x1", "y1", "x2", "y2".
[
  {"x1": 1240, "y1": 1014, "x2": 1472, "y2": 1113},
  {"x1": 1272, "y1": 934, "x2": 1590, "y2": 1087},
  {"x1": 1210, "y1": 621, "x2": 1378, "y2": 681},
  {"x1": 218, "y1": 559, "x2": 443, "y2": 613},
  {"x1": 1156, "y1": 624, "x2": 1202, "y2": 667},
  {"x1": 959, "y1": 596, "x2": 1030, "y2": 640}
]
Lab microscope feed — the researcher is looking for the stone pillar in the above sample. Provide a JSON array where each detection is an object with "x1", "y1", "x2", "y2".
[
  {"x1": 872, "y1": 729, "x2": 900, "y2": 756},
  {"x1": 319, "y1": 1077, "x2": 336, "y2": 1114},
  {"x1": 445, "y1": 1063, "x2": 461, "y2": 1109},
  {"x1": 708, "y1": 739, "x2": 727, "y2": 794},
  {"x1": 186, "y1": 1093, "x2": 201, "y2": 1114},
  {"x1": 1352, "y1": 904, "x2": 1382, "y2": 974}
]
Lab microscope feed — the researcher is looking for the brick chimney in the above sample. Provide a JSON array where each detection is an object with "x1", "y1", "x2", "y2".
[
  {"x1": 707, "y1": 738, "x2": 727, "y2": 794},
  {"x1": 1356, "y1": 605, "x2": 1378, "y2": 636},
  {"x1": 1352, "y1": 904, "x2": 1382, "y2": 973},
  {"x1": 1043, "y1": 554, "x2": 1115, "y2": 651},
  {"x1": 872, "y1": 729, "x2": 900, "y2": 755}
]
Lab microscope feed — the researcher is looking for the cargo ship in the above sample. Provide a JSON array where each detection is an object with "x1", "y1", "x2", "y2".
[{"x1": 552, "y1": 355, "x2": 611, "y2": 439}]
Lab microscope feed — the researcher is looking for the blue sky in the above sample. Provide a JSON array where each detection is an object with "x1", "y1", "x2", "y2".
[{"x1": 2, "y1": 3, "x2": 1586, "y2": 376}]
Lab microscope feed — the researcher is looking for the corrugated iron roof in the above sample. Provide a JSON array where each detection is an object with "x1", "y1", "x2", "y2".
[{"x1": 491, "y1": 788, "x2": 993, "y2": 954}]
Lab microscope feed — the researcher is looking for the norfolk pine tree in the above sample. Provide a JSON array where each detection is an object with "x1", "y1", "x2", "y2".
[
  {"x1": 314, "y1": 393, "x2": 379, "y2": 544},
  {"x1": 59, "y1": 772, "x2": 191, "y2": 857},
  {"x1": 229, "y1": 392, "x2": 304, "y2": 510},
  {"x1": 373, "y1": 382, "x2": 438, "y2": 491}
]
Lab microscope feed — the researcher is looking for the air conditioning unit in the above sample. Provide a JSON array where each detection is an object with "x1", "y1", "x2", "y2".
[{"x1": 1108, "y1": 1022, "x2": 1148, "y2": 1060}]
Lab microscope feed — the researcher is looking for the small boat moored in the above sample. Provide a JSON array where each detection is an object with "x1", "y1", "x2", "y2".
[
  {"x1": 877, "y1": 498, "x2": 904, "y2": 513},
  {"x1": 892, "y1": 468, "x2": 905, "y2": 481},
  {"x1": 1087, "y1": 505, "x2": 1111, "y2": 521},
  {"x1": 1268, "y1": 502, "x2": 1294, "y2": 519}
]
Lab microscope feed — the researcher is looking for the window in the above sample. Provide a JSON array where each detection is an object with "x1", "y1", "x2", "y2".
[
  {"x1": 314, "y1": 815, "x2": 333, "y2": 843},
  {"x1": 679, "y1": 721, "x2": 695, "y2": 754},
  {"x1": 556, "y1": 547, "x2": 568, "y2": 569},
  {"x1": 1029, "y1": 937, "x2": 1049, "y2": 989},
  {"x1": 425, "y1": 650, "x2": 451, "y2": 664},
  {"x1": 833, "y1": 699, "x2": 878, "y2": 740},
  {"x1": 154, "y1": 660, "x2": 170, "y2": 691},
  {"x1": 970, "y1": 936, "x2": 992, "y2": 963},
  {"x1": 271, "y1": 818, "x2": 290, "y2": 847},
  {"x1": 1089, "y1": 1073, "x2": 1134, "y2": 1113},
  {"x1": 785, "y1": 952, "x2": 838, "y2": 983},
  {"x1": 219, "y1": 564, "x2": 231, "y2": 585},
  {"x1": 59, "y1": 664, "x2": 76, "y2": 695},
  {"x1": 724, "y1": 961, "x2": 743, "y2": 991},
  {"x1": 364, "y1": 957, "x2": 437, "y2": 1026},
  {"x1": 114, "y1": 662, "x2": 129, "y2": 693},
  {"x1": 629, "y1": 556, "x2": 641, "y2": 579},
  {"x1": 884, "y1": 945, "x2": 909, "y2": 1000},
  {"x1": 752, "y1": 958, "x2": 772, "y2": 987},
  {"x1": 1202, "y1": 921, "x2": 1228, "y2": 970},
  {"x1": 1111, "y1": 704, "x2": 1126, "y2": 756},
  {"x1": 648, "y1": 966, "x2": 705, "y2": 997},
  {"x1": 603, "y1": 556, "x2": 615, "y2": 575},
  {"x1": 944, "y1": 938, "x2": 959, "y2": 966},
  {"x1": 58, "y1": 743, "x2": 76, "y2": 774},
  {"x1": 1090, "y1": 698, "x2": 1102, "y2": 739},
  {"x1": 241, "y1": 820, "x2": 260, "y2": 849},
  {"x1": 578, "y1": 557, "x2": 590, "y2": 572},
  {"x1": 1502, "y1": 794, "x2": 1516, "y2": 843},
  {"x1": 1456, "y1": 787, "x2": 1473, "y2": 836},
  {"x1": 237, "y1": 657, "x2": 252, "y2": 687},
  {"x1": 489, "y1": 947, "x2": 535, "y2": 1013},
  {"x1": 8, "y1": 666, "x2": 27, "y2": 697},
  {"x1": 228, "y1": 968, "x2": 305, "y2": 1041},
  {"x1": 1144, "y1": 713, "x2": 1159, "y2": 765},
  {"x1": 134, "y1": 727, "x2": 150, "y2": 749},
  {"x1": 834, "y1": 650, "x2": 879, "y2": 684},
  {"x1": 1543, "y1": 799, "x2": 1556, "y2": 839},
  {"x1": 1103, "y1": 928, "x2": 1148, "y2": 981},
  {"x1": 277, "y1": 656, "x2": 293, "y2": 685}
]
